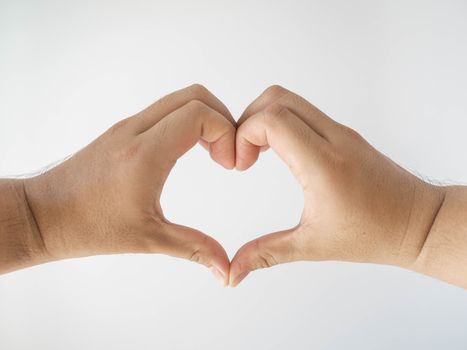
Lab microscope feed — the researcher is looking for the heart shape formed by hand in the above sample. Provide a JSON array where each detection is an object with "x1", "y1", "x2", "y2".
[
  {"x1": 23, "y1": 84, "x2": 428, "y2": 289},
  {"x1": 180, "y1": 84, "x2": 425, "y2": 288}
]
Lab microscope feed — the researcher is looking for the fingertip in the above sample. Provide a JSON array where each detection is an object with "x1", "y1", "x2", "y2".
[
  {"x1": 210, "y1": 247, "x2": 230, "y2": 272},
  {"x1": 230, "y1": 270, "x2": 250, "y2": 287},
  {"x1": 210, "y1": 144, "x2": 236, "y2": 170},
  {"x1": 235, "y1": 148, "x2": 260, "y2": 171},
  {"x1": 235, "y1": 130, "x2": 261, "y2": 170},
  {"x1": 206, "y1": 252, "x2": 230, "y2": 286},
  {"x1": 234, "y1": 162, "x2": 252, "y2": 171},
  {"x1": 163, "y1": 223, "x2": 231, "y2": 284},
  {"x1": 229, "y1": 267, "x2": 250, "y2": 287},
  {"x1": 209, "y1": 122, "x2": 236, "y2": 169},
  {"x1": 221, "y1": 156, "x2": 236, "y2": 170},
  {"x1": 210, "y1": 266, "x2": 229, "y2": 287},
  {"x1": 228, "y1": 258, "x2": 250, "y2": 287},
  {"x1": 206, "y1": 241, "x2": 231, "y2": 286}
]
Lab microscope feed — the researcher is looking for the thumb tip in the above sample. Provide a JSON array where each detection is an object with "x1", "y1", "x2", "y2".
[
  {"x1": 210, "y1": 266, "x2": 228, "y2": 287},
  {"x1": 228, "y1": 259, "x2": 250, "y2": 287},
  {"x1": 229, "y1": 270, "x2": 250, "y2": 287}
]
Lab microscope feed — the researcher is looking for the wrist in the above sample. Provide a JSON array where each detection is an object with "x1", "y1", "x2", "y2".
[
  {"x1": 0, "y1": 178, "x2": 52, "y2": 273},
  {"x1": 396, "y1": 180, "x2": 447, "y2": 270},
  {"x1": 23, "y1": 170, "x2": 92, "y2": 260},
  {"x1": 22, "y1": 173, "x2": 67, "y2": 260},
  {"x1": 407, "y1": 185, "x2": 467, "y2": 288}
]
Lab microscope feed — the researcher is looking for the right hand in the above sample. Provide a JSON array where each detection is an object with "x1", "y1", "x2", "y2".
[{"x1": 230, "y1": 85, "x2": 446, "y2": 286}]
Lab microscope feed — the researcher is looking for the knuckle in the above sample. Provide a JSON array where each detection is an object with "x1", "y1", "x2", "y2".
[
  {"x1": 340, "y1": 125, "x2": 364, "y2": 143},
  {"x1": 263, "y1": 253, "x2": 278, "y2": 268},
  {"x1": 189, "y1": 248, "x2": 202, "y2": 263},
  {"x1": 188, "y1": 83, "x2": 209, "y2": 98},
  {"x1": 263, "y1": 84, "x2": 288, "y2": 98},
  {"x1": 259, "y1": 85, "x2": 290, "y2": 106},
  {"x1": 257, "y1": 253, "x2": 277, "y2": 269},
  {"x1": 252, "y1": 239, "x2": 278, "y2": 269},
  {"x1": 186, "y1": 99, "x2": 207, "y2": 113},
  {"x1": 189, "y1": 235, "x2": 209, "y2": 264},
  {"x1": 264, "y1": 102, "x2": 285, "y2": 115},
  {"x1": 262, "y1": 103, "x2": 288, "y2": 126},
  {"x1": 107, "y1": 117, "x2": 132, "y2": 136}
]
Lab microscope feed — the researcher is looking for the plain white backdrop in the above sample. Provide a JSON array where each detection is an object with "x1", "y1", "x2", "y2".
[{"x1": 1, "y1": 0, "x2": 467, "y2": 349}]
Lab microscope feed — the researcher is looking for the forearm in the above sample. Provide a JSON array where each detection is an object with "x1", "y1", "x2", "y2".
[
  {"x1": 0, "y1": 179, "x2": 50, "y2": 274},
  {"x1": 410, "y1": 185, "x2": 467, "y2": 288}
]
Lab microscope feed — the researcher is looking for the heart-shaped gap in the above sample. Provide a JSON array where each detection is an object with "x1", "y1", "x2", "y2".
[{"x1": 160, "y1": 145, "x2": 303, "y2": 260}]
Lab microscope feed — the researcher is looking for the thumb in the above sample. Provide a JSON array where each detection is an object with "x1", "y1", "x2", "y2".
[
  {"x1": 157, "y1": 222, "x2": 231, "y2": 286},
  {"x1": 229, "y1": 227, "x2": 301, "y2": 287}
]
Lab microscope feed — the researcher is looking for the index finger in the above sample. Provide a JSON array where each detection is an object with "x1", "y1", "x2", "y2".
[
  {"x1": 130, "y1": 84, "x2": 236, "y2": 134},
  {"x1": 142, "y1": 99, "x2": 236, "y2": 169}
]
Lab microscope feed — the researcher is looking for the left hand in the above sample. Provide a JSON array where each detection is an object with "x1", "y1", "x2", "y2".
[{"x1": 23, "y1": 84, "x2": 235, "y2": 284}]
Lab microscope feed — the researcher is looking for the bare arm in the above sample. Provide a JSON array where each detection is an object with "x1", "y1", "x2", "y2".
[
  {"x1": 2, "y1": 84, "x2": 467, "y2": 289},
  {"x1": 0, "y1": 179, "x2": 49, "y2": 273},
  {"x1": 411, "y1": 186, "x2": 467, "y2": 287}
]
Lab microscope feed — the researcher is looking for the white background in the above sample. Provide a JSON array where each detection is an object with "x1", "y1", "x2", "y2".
[{"x1": 1, "y1": 0, "x2": 467, "y2": 349}]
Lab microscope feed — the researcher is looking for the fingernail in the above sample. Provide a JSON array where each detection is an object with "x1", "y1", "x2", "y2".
[
  {"x1": 210, "y1": 266, "x2": 226, "y2": 286},
  {"x1": 230, "y1": 270, "x2": 250, "y2": 287}
]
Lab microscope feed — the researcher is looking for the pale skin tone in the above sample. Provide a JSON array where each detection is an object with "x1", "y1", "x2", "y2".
[{"x1": 1, "y1": 84, "x2": 466, "y2": 289}]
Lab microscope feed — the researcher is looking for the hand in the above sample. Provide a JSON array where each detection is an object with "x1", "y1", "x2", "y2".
[
  {"x1": 229, "y1": 85, "x2": 446, "y2": 286},
  {"x1": 23, "y1": 84, "x2": 235, "y2": 284}
]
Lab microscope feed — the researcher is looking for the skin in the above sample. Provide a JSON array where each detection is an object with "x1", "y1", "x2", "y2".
[
  {"x1": 230, "y1": 85, "x2": 467, "y2": 288},
  {"x1": 0, "y1": 84, "x2": 236, "y2": 285},
  {"x1": 1, "y1": 84, "x2": 467, "y2": 289}
]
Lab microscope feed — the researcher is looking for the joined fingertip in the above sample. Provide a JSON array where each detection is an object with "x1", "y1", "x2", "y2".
[
  {"x1": 229, "y1": 270, "x2": 250, "y2": 287},
  {"x1": 222, "y1": 159, "x2": 236, "y2": 170},
  {"x1": 234, "y1": 157, "x2": 255, "y2": 171},
  {"x1": 210, "y1": 266, "x2": 227, "y2": 286},
  {"x1": 234, "y1": 164, "x2": 247, "y2": 171},
  {"x1": 235, "y1": 163, "x2": 254, "y2": 172}
]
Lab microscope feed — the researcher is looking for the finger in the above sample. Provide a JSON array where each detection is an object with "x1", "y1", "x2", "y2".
[
  {"x1": 199, "y1": 139, "x2": 210, "y2": 150},
  {"x1": 157, "y1": 222, "x2": 230, "y2": 286},
  {"x1": 237, "y1": 85, "x2": 289, "y2": 126},
  {"x1": 238, "y1": 85, "x2": 339, "y2": 139},
  {"x1": 130, "y1": 84, "x2": 236, "y2": 134},
  {"x1": 142, "y1": 99, "x2": 236, "y2": 169},
  {"x1": 236, "y1": 85, "x2": 334, "y2": 168},
  {"x1": 235, "y1": 104, "x2": 327, "y2": 179},
  {"x1": 229, "y1": 228, "x2": 299, "y2": 287}
]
